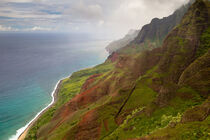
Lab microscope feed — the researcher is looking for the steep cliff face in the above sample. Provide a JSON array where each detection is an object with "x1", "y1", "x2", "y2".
[
  {"x1": 25, "y1": 0, "x2": 210, "y2": 140},
  {"x1": 106, "y1": 1, "x2": 191, "y2": 55},
  {"x1": 116, "y1": 2, "x2": 192, "y2": 55},
  {"x1": 132, "y1": 2, "x2": 191, "y2": 44}
]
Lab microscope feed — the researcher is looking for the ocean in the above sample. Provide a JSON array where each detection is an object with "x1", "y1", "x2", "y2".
[{"x1": 0, "y1": 33, "x2": 109, "y2": 140}]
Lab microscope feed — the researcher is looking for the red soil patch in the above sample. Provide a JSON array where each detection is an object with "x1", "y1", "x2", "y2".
[
  {"x1": 108, "y1": 52, "x2": 119, "y2": 62},
  {"x1": 48, "y1": 104, "x2": 76, "y2": 134},
  {"x1": 103, "y1": 119, "x2": 109, "y2": 131},
  {"x1": 81, "y1": 74, "x2": 101, "y2": 92},
  {"x1": 48, "y1": 85, "x2": 100, "y2": 134},
  {"x1": 80, "y1": 109, "x2": 96, "y2": 124},
  {"x1": 53, "y1": 84, "x2": 101, "y2": 120},
  {"x1": 73, "y1": 85, "x2": 101, "y2": 107},
  {"x1": 127, "y1": 138, "x2": 148, "y2": 140},
  {"x1": 49, "y1": 82, "x2": 109, "y2": 135},
  {"x1": 75, "y1": 109, "x2": 101, "y2": 140}
]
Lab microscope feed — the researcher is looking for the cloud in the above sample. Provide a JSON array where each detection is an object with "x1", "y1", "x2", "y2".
[
  {"x1": 0, "y1": 24, "x2": 52, "y2": 32},
  {"x1": 98, "y1": 20, "x2": 104, "y2": 27},
  {"x1": 64, "y1": 0, "x2": 103, "y2": 21},
  {"x1": 1, "y1": 0, "x2": 33, "y2": 2},
  {"x1": 0, "y1": 25, "x2": 18, "y2": 31},
  {"x1": 85, "y1": 0, "x2": 189, "y2": 38},
  {"x1": 0, "y1": 25, "x2": 11, "y2": 31},
  {"x1": 0, "y1": 0, "x2": 189, "y2": 37},
  {"x1": 30, "y1": 26, "x2": 52, "y2": 31}
]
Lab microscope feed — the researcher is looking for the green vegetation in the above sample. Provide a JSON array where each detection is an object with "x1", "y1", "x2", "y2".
[
  {"x1": 103, "y1": 106, "x2": 145, "y2": 140},
  {"x1": 102, "y1": 84, "x2": 204, "y2": 139},
  {"x1": 196, "y1": 27, "x2": 210, "y2": 57},
  {"x1": 149, "y1": 116, "x2": 210, "y2": 139},
  {"x1": 25, "y1": 62, "x2": 114, "y2": 139},
  {"x1": 25, "y1": 0, "x2": 210, "y2": 139},
  {"x1": 121, "y1": 81, "x2": 157, "y2": 112}
]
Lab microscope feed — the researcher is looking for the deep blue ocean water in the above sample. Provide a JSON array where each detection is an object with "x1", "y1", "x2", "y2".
[{"x1": 0, "y1": 33, "x2": 109, "y2": 140}]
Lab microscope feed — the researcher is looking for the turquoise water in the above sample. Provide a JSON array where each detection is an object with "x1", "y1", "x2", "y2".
[{"x1": 0, "y1": 33, "x2": 109, "y2": 140}]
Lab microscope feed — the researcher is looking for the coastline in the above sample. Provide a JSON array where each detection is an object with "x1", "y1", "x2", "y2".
[
  {"x1": 16, "y1": 78, "x2": 65, "y2": 140},
  {"x1": 14, "y1": 65, "x2": 99, "y2": 140}
]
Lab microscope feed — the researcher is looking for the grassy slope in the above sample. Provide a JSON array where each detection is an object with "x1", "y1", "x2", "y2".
[
  {"x1": 25, "y1": 0, "x2": 209, "y2": 139},
  {"x1": 101, "y1": 1, "x2": 210, "y2": 139},
  {"x1": 25, "y1": 62, "x2": 114, "y2": 139}
]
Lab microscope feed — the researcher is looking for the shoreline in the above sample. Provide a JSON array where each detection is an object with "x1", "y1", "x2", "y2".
[
  {"x1": 15, "y1": 77, "x2": 66, "y2": 140},
  {"x1": 13, "y1": 65, "x2": 98, "y2": 140}
]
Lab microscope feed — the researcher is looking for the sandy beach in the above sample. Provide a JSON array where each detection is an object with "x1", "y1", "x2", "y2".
[{"x1": 18, "y1": 79, "x2": 63, "y2": 140}]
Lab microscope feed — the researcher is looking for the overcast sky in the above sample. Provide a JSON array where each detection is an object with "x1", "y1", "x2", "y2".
[{"x1": 0, "y1": 0, "x2": 189, "y2": 38}]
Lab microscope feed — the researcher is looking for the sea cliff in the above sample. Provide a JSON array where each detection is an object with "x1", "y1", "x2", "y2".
[{"x1": 23, "y1": 0, "x2": 210, "y2": 139}]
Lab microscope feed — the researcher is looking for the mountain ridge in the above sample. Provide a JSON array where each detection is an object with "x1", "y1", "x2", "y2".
[
  {"x1": 106, "y1": 1, "x2": 193, "y2": 55},
  {"x1": 24, "y1": 0, "x2": 210, "y2": 139}
]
